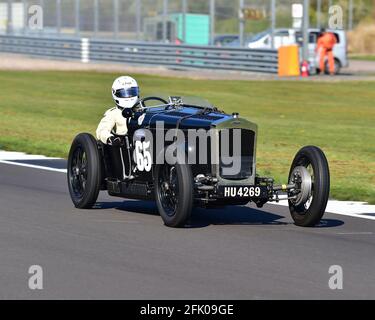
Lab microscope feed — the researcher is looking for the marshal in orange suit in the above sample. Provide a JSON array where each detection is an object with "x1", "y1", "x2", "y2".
[{"x1": 316, "y1": 29, "x2": 337, "y2": 75}]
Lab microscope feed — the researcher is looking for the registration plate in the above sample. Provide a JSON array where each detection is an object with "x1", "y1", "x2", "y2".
[{"x1": 221, "y1": 186, "x2": 267, "y2": 198}]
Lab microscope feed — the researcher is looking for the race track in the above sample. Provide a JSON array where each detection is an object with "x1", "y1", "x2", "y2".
[{"x1": 0, "y1": 161, "x2": 374, "y2": 299}]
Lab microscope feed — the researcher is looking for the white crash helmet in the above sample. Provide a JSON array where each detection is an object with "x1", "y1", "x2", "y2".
[{"x1": 111, "y1": 76, "x2": 139, "y2": 109}]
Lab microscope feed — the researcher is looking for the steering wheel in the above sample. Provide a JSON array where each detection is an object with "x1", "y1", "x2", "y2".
[{"x1": 131, "y1": 96, "x2": 169, "y2": 112}]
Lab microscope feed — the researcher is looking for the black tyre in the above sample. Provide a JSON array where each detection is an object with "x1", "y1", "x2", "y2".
[
  {"x1": 67, "y1": 133, "x2": 102, "y2": 208},
  {"x1": 288, "y1": 146, "x2": 330, "y2": 227},
  {"x1": 155, "y1": 160, "x2": 193, "y2": 228}
]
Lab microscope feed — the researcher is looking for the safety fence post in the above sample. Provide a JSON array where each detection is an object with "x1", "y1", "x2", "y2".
[
  {"x1": 7, "y1": 0, "x2": 12, "y2": 34},
  {"x1": 81, "y1": 37, "x2": 89, "y2": 63},
  {"x1": 56, "y1": 0, "x2": 61, "y2": 35}
]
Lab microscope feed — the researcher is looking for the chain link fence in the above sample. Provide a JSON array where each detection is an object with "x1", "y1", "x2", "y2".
[{"x1": 0, "y1": 0, "x2": 373, "y2": 44}]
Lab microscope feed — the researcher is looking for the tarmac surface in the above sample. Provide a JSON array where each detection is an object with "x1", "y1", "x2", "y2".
[{"x1": 0, "y1": 161, "x2": 374, "y2": 299}]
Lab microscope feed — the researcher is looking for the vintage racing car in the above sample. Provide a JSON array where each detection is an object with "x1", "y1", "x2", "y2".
[{"x1": 67, "y1": 96, "x2": 330, "y2": 228}]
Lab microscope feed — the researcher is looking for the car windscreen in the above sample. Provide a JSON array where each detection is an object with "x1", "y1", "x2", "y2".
[
  {"x1": 249, "y1": 30, "x2": 269, "y2": 42},
  {"x1": 180, "y1": 96, "x2": 214, "y2": 108}
]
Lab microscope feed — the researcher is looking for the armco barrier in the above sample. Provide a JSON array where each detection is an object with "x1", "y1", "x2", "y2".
[{"x1": 0, "y1": 35, "x2": 278, "y2": 74}]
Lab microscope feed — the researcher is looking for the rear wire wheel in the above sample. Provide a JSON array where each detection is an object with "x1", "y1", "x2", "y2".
[
  {"x1": 288, "y1": 146, "x2": 330, "y2": 227},
  {"x1": 67, "y1": 133, "x2": 102, "y2": 208}
]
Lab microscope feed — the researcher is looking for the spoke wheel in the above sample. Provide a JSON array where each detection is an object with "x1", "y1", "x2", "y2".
[
  {"x1": 289, "y1": 165, "x2": 313, "y2": 212},
  {"x1": 70, "y1": 147, "x2": 88, "y2": 199},
  {"x1": 155, "y1": 159, "x2": 193, "y2": 228},
  {"x1": 288, "y1": 146, "x2": 330, "y2": 227},
  {"x1": 67, "y1": 133, "x2": 102, "y2": 209},
  {"x1": 158, "y1": 165, "x2": 179, "y2": 217}
]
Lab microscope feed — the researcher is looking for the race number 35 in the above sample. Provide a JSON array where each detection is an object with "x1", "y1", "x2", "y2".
[{"x1": 134, "y1": 140, "x2": 152, "y2": 172}]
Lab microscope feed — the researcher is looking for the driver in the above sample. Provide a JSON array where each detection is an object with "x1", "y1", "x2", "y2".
[{"x1": 96, "y1": 76, "x2": 139, "y2": 146}]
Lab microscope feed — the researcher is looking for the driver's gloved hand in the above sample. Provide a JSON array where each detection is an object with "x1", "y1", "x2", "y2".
[
  {"x1": 107, "y1": 136, "x2": 122, "y2": 147},
  {"x1": 122, "y1": 108, "x2": 133, "y2": 118}
]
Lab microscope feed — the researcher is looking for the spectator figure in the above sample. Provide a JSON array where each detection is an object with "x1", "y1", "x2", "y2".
[{"x1": 316, "y1": 28, "x2": 337, "y2": 75}]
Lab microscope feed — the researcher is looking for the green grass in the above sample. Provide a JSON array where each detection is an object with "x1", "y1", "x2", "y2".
[
  {"x1": 0, "y1": 70, "x2": 375, "y2": 204},
  {"x1": 350, "y1": 55, "x2": 375, "y2": 62}
]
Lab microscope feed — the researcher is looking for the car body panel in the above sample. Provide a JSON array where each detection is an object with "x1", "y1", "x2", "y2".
[{"x1": 103, "y1": 101, "x2": 259, "y2": 204}]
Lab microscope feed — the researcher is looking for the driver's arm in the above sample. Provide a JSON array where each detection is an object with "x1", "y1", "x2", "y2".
[{"x1": 96, "y1": 108, "x2": 116, "y2": 144}]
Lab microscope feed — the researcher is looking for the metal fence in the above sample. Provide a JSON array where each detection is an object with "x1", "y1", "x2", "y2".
[
  {"x1": 0, "y1": 34, "x2": 279, "y2": 73},
  {"x1": 1, "y1": 0, "x2": 370, "y2": 43},
  {"x1": 1, "y1": 1, "x2": 370, "y2": 74}
]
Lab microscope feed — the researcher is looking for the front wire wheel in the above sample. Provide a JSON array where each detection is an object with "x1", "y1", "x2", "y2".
[
  {"x1": 288, "y1": 146, "x2": 330, "y2": 227},
  {"x1": 155, "y1": 159, "x2": 193, "y2": 228}
]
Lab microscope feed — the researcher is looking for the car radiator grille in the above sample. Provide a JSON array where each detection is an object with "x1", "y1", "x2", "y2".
[{"x1": 219, "y1": 129, "x2": 255, "y2": 180}]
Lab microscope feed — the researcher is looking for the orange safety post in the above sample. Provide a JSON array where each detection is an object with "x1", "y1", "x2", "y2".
[{"x1": 278, "y1": 45, "x2": 301, "y2": 77}]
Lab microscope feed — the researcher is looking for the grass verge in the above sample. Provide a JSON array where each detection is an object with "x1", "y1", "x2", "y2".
[{"x1": 350, "y1": 55, "x2": 375, "y2": 62}]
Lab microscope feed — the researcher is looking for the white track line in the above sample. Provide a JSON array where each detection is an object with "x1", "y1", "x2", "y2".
[
  {"x1": 273, "y1": 200, "x2": 375, "y2": 221},
  {"x1": 324, "y1": 212, "x2": 375, "y2": 221},
  {"x1": 0, "y1": 160, "x2": 67, "y2": 173},
  {"x1": 1, "y1": 150, "x2": 374, "y2": 221},
  {"x1": 0, "y1": 150, "x2": 60, "y2": 160}
]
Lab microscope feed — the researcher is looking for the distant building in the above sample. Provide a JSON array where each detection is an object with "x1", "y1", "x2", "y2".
[{"x1": 143, "y1": 13, "x2": 210, "y2": 45}]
